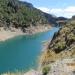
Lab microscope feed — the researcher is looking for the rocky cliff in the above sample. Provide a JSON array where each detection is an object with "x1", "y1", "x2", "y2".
[{"x1": 41, "y1": 18, "x2": 75, "y2": 75}]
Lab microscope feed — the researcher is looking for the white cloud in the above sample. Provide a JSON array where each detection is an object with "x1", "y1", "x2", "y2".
[
  {"x1": 38, "y1": 6, "x2": 75, "y2": 18},
  {"x1": 64, "y1": 6, "x2": 75, "y2": 13}
]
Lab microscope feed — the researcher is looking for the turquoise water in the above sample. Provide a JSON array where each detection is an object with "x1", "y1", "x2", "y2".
[{"x1": 0, "y1": 27, "x2": 59, "y2": 73}]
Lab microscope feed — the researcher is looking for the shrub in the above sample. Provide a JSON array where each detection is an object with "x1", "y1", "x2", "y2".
[{"x1": 42, "y1": 66, "x2": 50, "y2": 75}]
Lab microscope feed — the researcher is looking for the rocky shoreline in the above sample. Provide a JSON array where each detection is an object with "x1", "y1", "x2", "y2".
[{"x1": 0, "y1": 25, "x2": 51, "y2": 41}]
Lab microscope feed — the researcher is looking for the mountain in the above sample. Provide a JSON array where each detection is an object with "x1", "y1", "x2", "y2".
[
  {"x1": 0, "y1": 0, "x2": 57, "y2": 32},
  {"x1": 43, "y1": 13, "x2": 57, "y2": 26},
  {"x1": 19, "y1": 1, "x2": 34, "y2": 8},
  {"x1": 56, "y1": 17, "x2": 68, "y2": 21}
]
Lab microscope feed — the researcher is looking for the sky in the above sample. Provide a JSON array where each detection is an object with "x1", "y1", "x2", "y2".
[{"x1": 20, "y1": 0, "x2": 75, "y2": 18}]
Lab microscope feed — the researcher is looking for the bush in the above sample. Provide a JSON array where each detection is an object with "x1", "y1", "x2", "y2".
[{"x1": 42, "y1": 66, "x2": 50, "y2": 75}]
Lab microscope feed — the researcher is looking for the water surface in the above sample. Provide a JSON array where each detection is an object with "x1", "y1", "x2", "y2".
[{"x1": 0, "y1": 27, "x2": 59, "y2": 73}]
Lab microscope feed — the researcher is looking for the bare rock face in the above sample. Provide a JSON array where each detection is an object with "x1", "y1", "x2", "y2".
[{"x1": 48, "y1": 58, "x2": 75, "y2": 75}]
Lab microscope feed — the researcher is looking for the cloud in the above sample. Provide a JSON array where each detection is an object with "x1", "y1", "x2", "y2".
[{"x1": 38, "y1": 6, "x2": 75, "y2": 18}]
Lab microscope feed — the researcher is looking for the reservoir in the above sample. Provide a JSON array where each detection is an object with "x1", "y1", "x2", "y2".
[{"x1": 0, "y1": 27, "x2": 59, "y2": 73}]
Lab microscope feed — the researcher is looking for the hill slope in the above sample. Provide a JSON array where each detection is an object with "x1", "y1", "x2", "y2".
[
  {"x1": 0, "y1": 0, "x2": 57, "y2": 32},
  {"x1": 40, "y1": 18, "x2": 75, "y2": 75}
]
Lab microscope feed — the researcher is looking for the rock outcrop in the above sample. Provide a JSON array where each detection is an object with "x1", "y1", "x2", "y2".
[{"x1": 41, "y1": 18, "x2": 75, "y2": 75}]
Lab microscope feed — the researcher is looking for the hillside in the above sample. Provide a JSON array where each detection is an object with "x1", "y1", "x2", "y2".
[
  {"x1": 0, "y1": 0, "x2": 57, "y2": 32},
  {"x1": 41, "y1": 18, "x2": 75, "y2": 75}
]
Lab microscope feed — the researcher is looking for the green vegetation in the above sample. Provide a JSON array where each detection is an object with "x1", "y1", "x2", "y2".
[
  {"x1": 0, "y1": 0, "x2": 53, "y2": 32},
  {"x1": 54, "y1": 41, "x2": 66, "y2": 52},
  {"x1": 42, "y1": 66, "x2": 50, "y2": 75},
  {"x1": 49, "y1": 19, "x2": 75, "y2": 53}
]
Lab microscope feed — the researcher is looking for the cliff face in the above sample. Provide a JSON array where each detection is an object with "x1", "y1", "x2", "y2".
[{"x1": 41, "y1": 18, "x2": 75, "y2": 75}]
